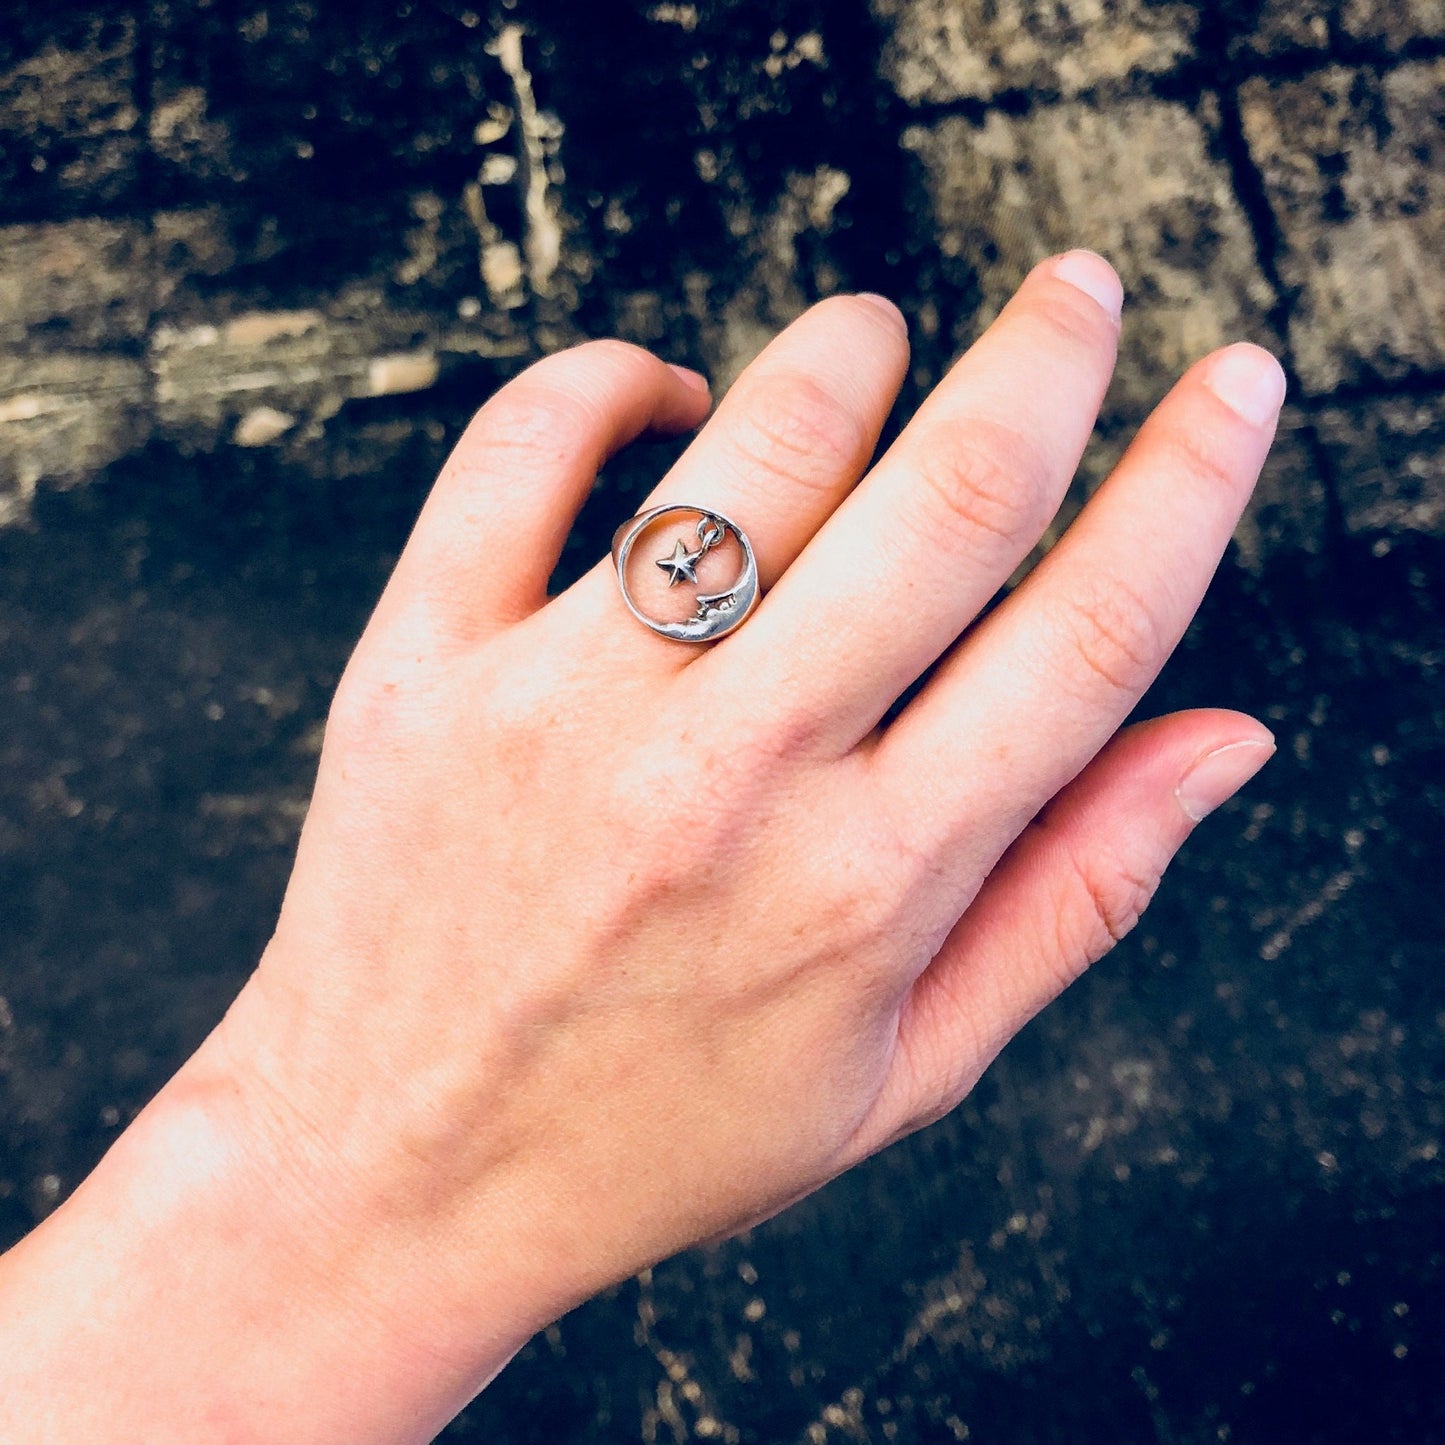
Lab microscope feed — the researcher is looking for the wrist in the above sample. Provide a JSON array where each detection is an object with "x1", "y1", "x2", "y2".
[
  {"x1": 176, "y1": 988, "x2": 546, "y2": 1438},
  {"x1": 0, "y1": 987, "x2": 540, "y2": 1444}
]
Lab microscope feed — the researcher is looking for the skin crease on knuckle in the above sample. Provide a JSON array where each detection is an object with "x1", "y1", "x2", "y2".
[
  {"x1": 1053, "y1": 569, "x2": 1170, "y2": 701},
  {"x1": 853, "y1": 785, "x2": 978, "y2": 958},
  {"x1": 449, "y1": 387, "x2": 588, "y2": 476},
  {"x1": 1162, "y1": 395, "x2": 1262, "y2": 499},
  {"x1": 321, "y1": 665, "x2": 451, "y2": 781},
  {"x1": 1057, "y1": 839, "x2": 1161, "y2": 973},
  {"x1": 722, "y1": 370, "x2": 875, "y2": 501},
  {"x1": 1030, "y1": 279, "x2": 1121, "y2": 351},
  {"x1": 445, "y1": 342, "x2": 671, "y2": 486},
  {"x1": 545, "y1": 341, "x2": 674, "y2": 428},
  {"x1": 903, "y1": 417, "x2": 1054, "y2": 558}
]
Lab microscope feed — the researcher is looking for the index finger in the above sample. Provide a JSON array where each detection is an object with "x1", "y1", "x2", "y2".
[{"x1": 868, "y1": 342, "x2": 1286, "y2": 859}]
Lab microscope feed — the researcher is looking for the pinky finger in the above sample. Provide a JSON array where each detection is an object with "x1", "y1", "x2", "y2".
[
  {"x1": 374, "y1": 342, "x2": 711, "y2": 650},
  {"x1": 858, "y1": 709, "x2": 1275, "y2": 1150}
]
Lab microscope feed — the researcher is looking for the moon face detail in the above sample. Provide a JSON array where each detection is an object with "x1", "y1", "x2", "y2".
[{"x1": 611, "y1": 505, "x2": 760, "y2": 643}]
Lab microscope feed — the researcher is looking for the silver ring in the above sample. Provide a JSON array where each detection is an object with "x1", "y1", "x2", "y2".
[{"x1": 611, "y1": 504, "x2": 760, "y2": 643}]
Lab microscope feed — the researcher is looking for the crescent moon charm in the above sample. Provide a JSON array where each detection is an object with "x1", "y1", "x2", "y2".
[{"x1": 611, "y1": 504, "x2": 760, "y2": 643}]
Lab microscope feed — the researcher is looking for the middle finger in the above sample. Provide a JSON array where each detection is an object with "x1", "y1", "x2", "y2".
[{"x1": 706, "y1": 252, "x2": 1124, "y2": 748}]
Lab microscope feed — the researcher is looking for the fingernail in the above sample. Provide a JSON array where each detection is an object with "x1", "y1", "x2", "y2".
[
  {"x1": 1176, "y1": 738, "x2": 1276, "y2": 823},
  {"x1": 1203, "y1": 344, "x2": 1287, "y2": 426},
  {"x1": 668, "y1": 363, "x2": 711, "y2": 394},
  {"x1": 1051, "y1": 250, "x2": 1124, "y2": 322},
  {"x1": 856, "y1": 293, "x2": 909, "y2": 336}
]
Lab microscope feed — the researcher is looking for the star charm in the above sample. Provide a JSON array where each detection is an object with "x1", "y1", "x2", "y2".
[{"x1": 656, "y1": 538, "x2": 701, "y2": 587}]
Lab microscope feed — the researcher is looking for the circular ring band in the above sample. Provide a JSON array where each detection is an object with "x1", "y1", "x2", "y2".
[{"x1": 612, "y1": 504, "x2": 760, "y2": 643}]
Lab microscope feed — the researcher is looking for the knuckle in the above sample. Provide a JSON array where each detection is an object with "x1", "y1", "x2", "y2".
[
  {"x1": 561, "y1": 337, "x2": 663, "y2": 395},
  {"x1": 726, "y1": 373, "x2": 869, "y2": 496},
  {"x1": 456, "y1": 341, "x2": 663, "y2": 473},
  {"x1": 907, "y1": 422, "x2": 1042, "y2": 551},
  {"x1": 324, "y1": 666, "x2": 427, "y2": 761},
  {"x1": 602, "y1": 737, "x2": 751, "y2": 875},
  {"x1": 1055, "y1": 573, "x2": 1164, "y2": 698},
  {"x1": 715, "y1": 689, "x2": 830, "y2": 772},
  {"x1": 455, "y1": 386, "x2": 587, "y2": 474},
  {"x1": 1062, "y1": 843, "x2": 1161, "y2": 966},
  {"x1": 842, "y1": 794, "x2": 945, "y2": 944},
  {"x1": 534, "y1": 337, "x2": 655, "y2": 389},
  {"x1": 1031, "y1": 284, "x2": 1117, "y2": 353},
  {"x1": 572, "y1": 336, "x2": 654, "y2": 370},
  {"x1": 818, "y1": 292, "x2": 911, "y2": 350},
  {"x1": 1160, "y1": 417, "x2": 1252, "y2": 497}
]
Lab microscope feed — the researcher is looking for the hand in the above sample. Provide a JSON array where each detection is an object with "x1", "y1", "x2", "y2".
[{"x1": 0, "y1": 252, "x2": 1282, "y2": 1443}]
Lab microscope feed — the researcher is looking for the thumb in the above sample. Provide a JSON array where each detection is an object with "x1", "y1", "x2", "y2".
[{"x1": 863, "y1": 709, "x2": 1274, "y2": 1147}]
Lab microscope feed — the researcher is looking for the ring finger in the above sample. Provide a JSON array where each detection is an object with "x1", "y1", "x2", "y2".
[{"x1": 557, "y1": 293, "x2": 911, "y2": 661}]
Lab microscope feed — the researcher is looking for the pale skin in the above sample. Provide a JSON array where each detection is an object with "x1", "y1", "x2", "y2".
[{"x1": 0, "y1": 252, "x2": 1283, "y2": 1443}]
